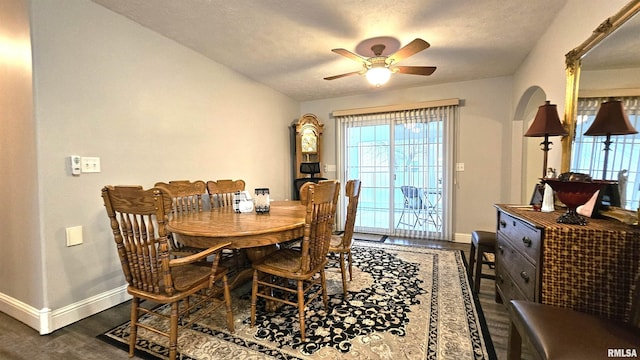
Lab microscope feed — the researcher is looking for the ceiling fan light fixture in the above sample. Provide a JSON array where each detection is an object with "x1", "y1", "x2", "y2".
[
  {"x1": 325, "y1": 38, "x2": 434, "y2": 85},
  {"x1": 366, "y1": 66, "x2": 391, "y2": 87}
]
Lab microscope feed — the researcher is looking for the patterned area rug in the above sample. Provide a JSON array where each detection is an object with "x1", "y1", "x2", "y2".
[{"x1": 98, "y1": 242, "x2": 496, "y2": 359}]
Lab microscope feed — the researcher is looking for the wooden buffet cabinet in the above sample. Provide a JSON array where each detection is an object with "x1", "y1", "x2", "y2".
[{"x1": 494, "y1": 204, "x2": 640, "y2": 322}]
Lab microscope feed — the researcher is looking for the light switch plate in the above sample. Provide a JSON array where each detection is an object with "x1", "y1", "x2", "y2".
[{"x1": 81, "y1": 157, "x2": 101, "y2": 173}]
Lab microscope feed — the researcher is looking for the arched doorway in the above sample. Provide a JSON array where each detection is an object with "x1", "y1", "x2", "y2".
[{"x1": 514, "y1": 86, "x2": 547, "y2": 204}]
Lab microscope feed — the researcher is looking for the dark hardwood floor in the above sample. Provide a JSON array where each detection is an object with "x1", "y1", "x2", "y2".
[
  {"x1": 0, "y1": 300, "x2": 135, "y2": 360},
  {"x1": 0, "y1": 238, "x2": 505, "y2": 360}
]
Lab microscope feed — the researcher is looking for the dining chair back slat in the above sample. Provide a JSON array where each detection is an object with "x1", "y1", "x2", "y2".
[
  {"x1": 329, "y1": 179, "x2": 361, "y2": 295},
  {"x1": 340, "y1": 179, "x2": 361, "y2": 250},
  {"x1": 301, "y1": 181, "x2": 339, "y2": 272},
  {"x1": 154, "y1": 180, "x2": 208, "y2": 256},
  {"x1": 206, "y1": 179, "x2": 246, "y2": 208},
  {"x1": 154, "y1": 180, "x2": 207, "y2": 214}
]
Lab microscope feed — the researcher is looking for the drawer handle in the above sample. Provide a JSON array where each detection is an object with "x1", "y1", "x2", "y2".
[
  {"x1": 522, "y1": 236, "x2": 532, "y2": 247},
  {"x1": 520, "y1": 271, "x2": 530, "y2": 283},
  {"x1": 498, "y1": 245, "x2": 505, "y2": 254},
  {"x1": 497, "y1": 274, "x2": 505, "y2": 284},
  {"x1": 500, "y1": 220, "x2": 507, "y2": 228}
]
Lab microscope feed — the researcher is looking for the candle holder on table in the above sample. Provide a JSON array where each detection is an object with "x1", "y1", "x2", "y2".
[{"x1": 255, "y1": 188, "x2": 270, "y2": 214}]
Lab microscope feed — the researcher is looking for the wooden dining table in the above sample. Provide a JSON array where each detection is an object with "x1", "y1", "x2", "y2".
[{"x1": 166, "y1": 200, "x2": 306, "y2": 287}]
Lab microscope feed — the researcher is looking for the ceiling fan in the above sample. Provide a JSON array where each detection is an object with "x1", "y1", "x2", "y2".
[{"x1": 324, "y1": 38, "x2": 436, "y2": 86}]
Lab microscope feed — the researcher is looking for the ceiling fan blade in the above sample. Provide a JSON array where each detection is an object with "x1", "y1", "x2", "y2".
[
  {"x1": 324, "y1": 70, "x2": 363, "y2": 80},
  {"x1": 331, "y1": 48, "x2": 371, "y2": 65},
  {"x1": 386, "y1": 38, "x2": 430, "y2": 64},
  {"x1": 394, "y1": 66, "x2": 437, "y2": 76}
]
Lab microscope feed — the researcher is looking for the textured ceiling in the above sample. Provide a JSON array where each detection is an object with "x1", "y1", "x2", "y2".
[{"x1": 91, "y1": 0, "x2": 570, "y2": 101}]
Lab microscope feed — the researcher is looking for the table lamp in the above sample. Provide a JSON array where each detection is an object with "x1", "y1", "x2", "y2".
[
  {"x1": 524, "y1": 100, "x2": 569, "y2": 178},
  {"x1": 584, "y1": 98, "x2": 637, "y2": 180}
]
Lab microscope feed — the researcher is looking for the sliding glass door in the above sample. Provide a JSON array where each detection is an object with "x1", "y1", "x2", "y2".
[{"x1": 337, "y1": 104, "x2": 456, "y2": 240}]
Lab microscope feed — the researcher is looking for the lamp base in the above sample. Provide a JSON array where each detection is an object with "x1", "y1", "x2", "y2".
[{"x1": 556, "y1": 208, "x2": 587, "y2": 225}]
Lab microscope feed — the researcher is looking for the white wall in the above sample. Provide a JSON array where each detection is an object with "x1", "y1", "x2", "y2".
[
  {"x1": 301, "y1": 76, "x2": 513, "y2": 237},
  {"x1": 0, "y1": 0, "x2": 43, "y2": 323},
  {"x1": 27, "y1": 0, "x2": 298, "y2": 330},
  {"x1": 511, "y1": 0, "x2": 631, "y2": 186}
]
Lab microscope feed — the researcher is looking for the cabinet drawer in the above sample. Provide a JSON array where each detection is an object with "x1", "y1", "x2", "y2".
[
  {"x1": 497, "y1": 211, "x2": 541, "y2": 265},
  {"x1": 496, "y1": 235, "x2": 536, "y2": 301},
  {"x1": 495, "y1": 261, "x2": 527, "y2": 303}
]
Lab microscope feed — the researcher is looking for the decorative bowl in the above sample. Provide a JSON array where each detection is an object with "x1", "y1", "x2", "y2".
[{"x1": 542, "y1": 177, "x2": 612, "y2": 225}]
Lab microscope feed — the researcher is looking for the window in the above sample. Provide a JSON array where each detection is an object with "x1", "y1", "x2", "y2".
[{"x1": 571, "y1": 96, "x2": 640, "y2": 209}]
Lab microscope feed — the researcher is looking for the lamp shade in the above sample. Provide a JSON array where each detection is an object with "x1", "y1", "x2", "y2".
[
  {"x1": 524, "y1": 101, "x2": 568, "y2": 137},
  {"x1": 584, "y1": 99, "x2": 637, "y2": 136}
]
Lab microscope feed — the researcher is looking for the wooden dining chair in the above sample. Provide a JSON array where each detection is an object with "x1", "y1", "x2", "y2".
[
  {"x1": 154, "y1": 180, "x2": 207, "y2": 214},
  {"x1": 101, "y1": 185, "x2": 234, "y2": 360},
  {"x1": 206, "y1": 179, "x2": 246, "y2": 208},
  {"x1": 154, "y1": 180, "x2": 207, "y2": 257},
  {"x1": 328, "y1": 179, "x2": 361, "y2": 296},
  {"x1": 250, "y1": 180, "x2": 340, "y2": 341},
  {"x1": 205, "y1": 179, "x2": 247, "y2": 262}
]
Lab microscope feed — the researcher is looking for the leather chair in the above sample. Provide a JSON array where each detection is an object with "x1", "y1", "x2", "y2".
[
  {"x1": 507, "y1": 273, "x2": 640, "y2": 360},
  {"x1": 293, "y1": 162, "x2": 326, "y2": 200},
  {"x1": 468, "y1": 230, "x2": 496, "y2": 295}
]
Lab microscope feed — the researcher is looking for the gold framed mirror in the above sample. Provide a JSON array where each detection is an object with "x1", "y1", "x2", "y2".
[{"x1": 561, "y1": 0, "x2": 640, "y2": 172}]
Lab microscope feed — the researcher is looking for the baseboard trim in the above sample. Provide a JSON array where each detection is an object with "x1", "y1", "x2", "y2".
[
  {"x1": 454, "y1": 232, "x2": 472, "y2": 243},
  {"x1": 0, "y1": 292, "x2": 42, "y2": 333},
  {"x1": 0, "y1": 285, "x2": 130, "y2": 334}
]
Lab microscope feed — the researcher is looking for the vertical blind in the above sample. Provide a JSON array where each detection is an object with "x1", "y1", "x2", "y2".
[
  {"x1": 572, "y1": 96, "x2": 640, "y2": 209},
  {"x1": 334, "y1": 100, "x2": 458, "y2": 240}
]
